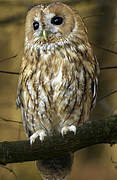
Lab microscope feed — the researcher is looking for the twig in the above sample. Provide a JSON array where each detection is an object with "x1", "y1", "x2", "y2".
[
  {"x1": 0, "y1": 117, "x2": 22, "y2": 124},
  {"x1": 98, "y1": 90, "x2": 117, "y2": 102},
  {"x1": 83, "y1": 14, "x2": 104, "y2": 19},
  {"x1": 0, "y1": 165, "x2": 17, "y2": 180},
  {"x1": 0, "y1": 55, "x2": 17, "y2": 63},
  {"x1": 91, "y1": 42, "x2": 117, "y2": 55},
  {"x1": 0, "y1": 71, "x2": 19, "y2": 75},
  {"x1": 100, "y1": 66, "x2": 117, "y2": 70}
]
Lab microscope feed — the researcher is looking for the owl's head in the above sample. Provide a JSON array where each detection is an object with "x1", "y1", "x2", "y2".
[{"x1": 24, "y1": 2, "x2": 88, "y2": 53}]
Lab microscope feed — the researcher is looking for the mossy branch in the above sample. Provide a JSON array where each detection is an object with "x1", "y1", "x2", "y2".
[{"x1": 0, "y1": 115, "x2": 117, "y2": 165}]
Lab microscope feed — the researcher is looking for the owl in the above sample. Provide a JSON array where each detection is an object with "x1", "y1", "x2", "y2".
[{"x1": 16, "y1": 2, "x2": 99, "y2": 180}]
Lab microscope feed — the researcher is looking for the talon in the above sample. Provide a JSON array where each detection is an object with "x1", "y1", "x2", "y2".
[
  {"x1": 61, "y1": 125, "x2": 76, "y2": 136},
  {"x1": 30, "y1": 130, "x2": 47, "y2": 145},
  {"x1": 69, "y1": 125, "x2": 76, "y2": 134},
  {"x1": 61, "y1": 127, "x2": 69, "y2": 136}
]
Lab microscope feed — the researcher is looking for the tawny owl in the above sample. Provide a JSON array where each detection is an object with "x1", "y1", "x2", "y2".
[{"x1": 16, "y1": 2, "x2": 99, "y2": 180}]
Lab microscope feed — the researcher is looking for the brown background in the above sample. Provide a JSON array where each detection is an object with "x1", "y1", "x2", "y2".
[{"x1": 0, "y1": 0, "x2": 117, "y2": 179}]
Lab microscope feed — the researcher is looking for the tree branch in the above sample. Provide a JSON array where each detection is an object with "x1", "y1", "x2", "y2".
[{"x1": 0, "y1": 115, "x2": 117, "y2": 165}]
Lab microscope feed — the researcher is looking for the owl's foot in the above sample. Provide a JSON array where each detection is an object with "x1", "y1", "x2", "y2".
[
  {"x1": 61, "y1": 125, "x2": 76, "y2": 136},
  {"x1": 30, "y1": 130, "x2": 47, "y2": 144}
]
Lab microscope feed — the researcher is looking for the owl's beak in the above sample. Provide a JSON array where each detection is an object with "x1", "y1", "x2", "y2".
[{"x1": 43, "y1": 30, "x2": 48, "y2": 41}]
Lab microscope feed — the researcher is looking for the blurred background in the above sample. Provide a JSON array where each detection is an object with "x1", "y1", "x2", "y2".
[{"x1": 0, "y1": 0, "x2": 117, "y2": 179}]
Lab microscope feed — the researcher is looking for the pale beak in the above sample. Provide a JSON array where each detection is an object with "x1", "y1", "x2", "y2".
[{"x1": 43, "y1": 30, "x2": 48, "y2": 41}]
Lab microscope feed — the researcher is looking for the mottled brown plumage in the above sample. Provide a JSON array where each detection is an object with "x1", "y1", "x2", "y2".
[{"x1": 16, "y1": 2, "x2": 99, "y2": 180}]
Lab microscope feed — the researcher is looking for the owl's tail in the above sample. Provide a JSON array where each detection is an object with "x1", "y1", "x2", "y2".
[{"x1": 36, "y1": 154, "x2": 73, "y2": 180}]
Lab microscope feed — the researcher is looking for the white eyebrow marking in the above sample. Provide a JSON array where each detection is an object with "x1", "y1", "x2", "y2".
[{"x1": 34, "y1": 14, "x2": 41, "y2": 22}]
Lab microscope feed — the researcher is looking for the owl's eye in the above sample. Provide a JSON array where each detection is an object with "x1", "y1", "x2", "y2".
[
  {"x1": 33, "y1": 21, "x2": 39, "y2": 30},
  {"x1": 51, "y1": 16, "x2": 63, "y2": 25}
]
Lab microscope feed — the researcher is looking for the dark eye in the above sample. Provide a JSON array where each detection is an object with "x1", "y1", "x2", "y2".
[
  {"x1": 51, "y1": 16, "x2": 63, "y2": 25},
  {"x1": 33, "y1": 21, "x2": 39, "y2": 30}
]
